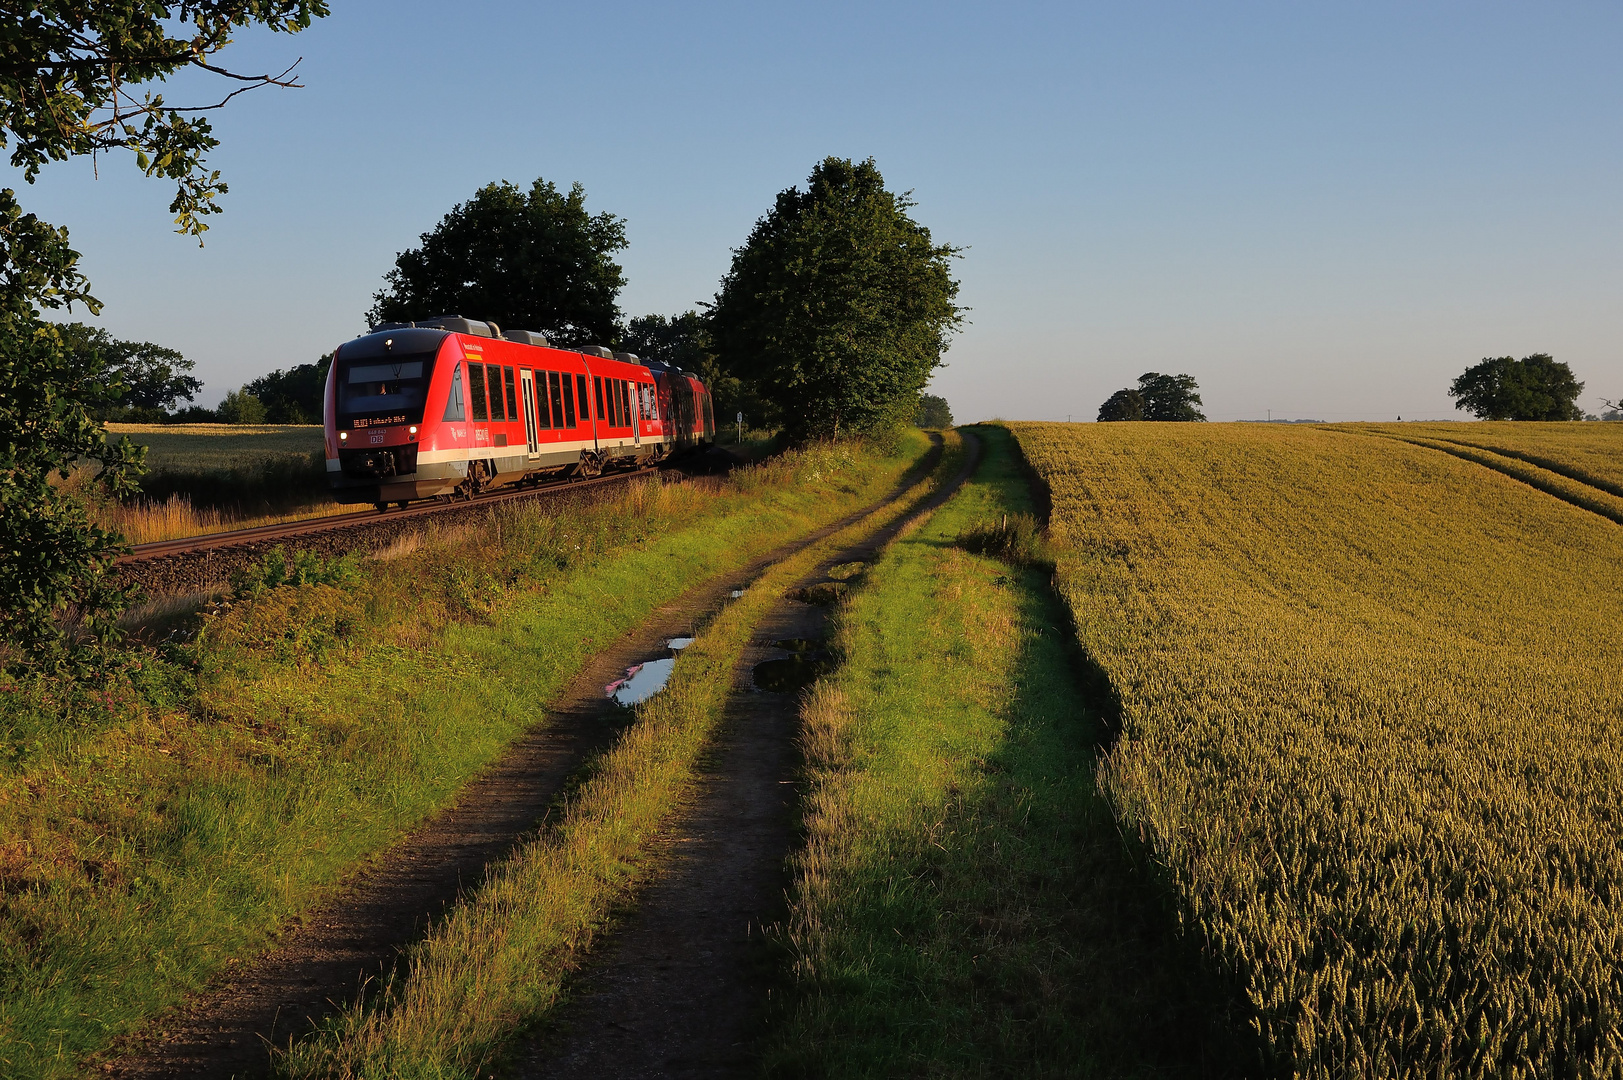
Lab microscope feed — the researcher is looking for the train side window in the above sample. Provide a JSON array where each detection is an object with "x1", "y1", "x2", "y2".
[
  {"x1": 503, "y1": 366, "x2": 518, "y2": 421},
  {"x1": 576, "y1": 374, "x2": 589, "y2": 421},
  {"x1": 546, "y1": 371, "x2": 563, "y2": 427},
  {"x1": 468, "y1": 364, "x2": 489, "y2": 422},
  {"x1": 486, "y1": 365, "x2": 505, "y2": 421},
  {"x1": 622, "y1": 380, "x2": 633, "y2": 426},
  {"x1": 616, "y1": 379, "x2": 627, "y2": 426},
  {"x1": 443, "y1": 364, "x2": 466, "y2": 421},
  {"x1": 594, "y1": 376, "x2": 605, "y2": 424},
  {"x1": 533, "y1": 369, "x2": 552, "y2": 430},
  {"x1": 563, "y1": 372, "x2": 577, "y2": 427}
]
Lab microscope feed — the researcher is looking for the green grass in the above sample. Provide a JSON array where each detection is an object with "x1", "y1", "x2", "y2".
[
  {"x1": 277, "y1": 433, "x2": 964, "y2": 1080},
  {"x1": 105, "y1": 423, "x2": 325, "y2": 473},
  {"x1": 766, "y1": 425, "x2": 1238, "y2": 1078},
  {"x1": 0, "y1": 434, "x2": 929, "y2": 1079}
]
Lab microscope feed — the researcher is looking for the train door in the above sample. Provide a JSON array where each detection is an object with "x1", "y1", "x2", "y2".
[{"x1": 519, "y1": 370, "x2": 540, "y2": 458}]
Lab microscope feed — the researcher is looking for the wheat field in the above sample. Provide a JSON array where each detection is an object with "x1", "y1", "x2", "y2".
[{"x1": 1009, "y1": 421, "x2": 1623, "y2": 1078}]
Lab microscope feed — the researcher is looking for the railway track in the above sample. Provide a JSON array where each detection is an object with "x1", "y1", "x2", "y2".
[{"x1": 115, "y1": 466, "x2": 661, "y2": 596}]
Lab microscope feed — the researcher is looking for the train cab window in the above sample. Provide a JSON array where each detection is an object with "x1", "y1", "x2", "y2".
[
  {"x1": 548, "y1": 371, "x2": 565, "y2": 428},
  {"x1": 562, "y1": 373, "x2": 577, "y2": 427},
  {"x1": 576, "y1": 374, "x2": 590, "y2": 421},
  {"x1": 443, "y1": 364, "x2": 465, "y2": 421},
  {"x1": 503, "y1": 367, "x2": 518, "y2": 421},
  {"x1": 468, "y1": 364, "x2": 490, "y2": 422}
]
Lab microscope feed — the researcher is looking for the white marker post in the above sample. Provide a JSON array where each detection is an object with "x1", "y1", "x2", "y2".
[{"x1": 737, "y1": 411, "x2": 743, "y2": 445}]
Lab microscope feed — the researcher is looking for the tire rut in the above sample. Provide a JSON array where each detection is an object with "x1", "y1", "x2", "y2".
[
  {"x1": 102, "y1": 439, "x2": 945, "y2": 1080},
  {"x1": 513, "y1": 431, "x2": 981, "y2": 1079}
]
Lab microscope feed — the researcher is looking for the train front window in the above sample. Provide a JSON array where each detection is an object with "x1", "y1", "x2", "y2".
[{"x1": 337, "y1": 354, "x2": 436, "y2": 424}]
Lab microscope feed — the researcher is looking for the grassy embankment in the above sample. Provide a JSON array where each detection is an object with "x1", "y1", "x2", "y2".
[
  {"x1": 0, "y1": 433, "x2": 929, "y2": 1079},
  {"x1": 1011, "y1": 421, "x2": 1623, "y2": 1078},
  {"x1": 278, "y1": 432, "x2": 965, "y2": 1080},
  {"x1": 764, "y1": 425, "x2": 1235, "y2": 1078},
  {"x1": 92, "y1": 423, "x2": 342, "y2": 543}
]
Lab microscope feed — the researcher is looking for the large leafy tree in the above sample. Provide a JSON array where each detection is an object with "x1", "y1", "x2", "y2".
[
  {"x1": 1096, "y1": 373, "x2": 1205, "y2": 422},
  {"x1": 1139, "y1": 372, "x2": 1205, "y2": 421},
  {"x1": 368, "y1": 179, "x2": 628, "y2": 348},
  {"x1": 1450, "y1": 354, "x2": 1583, "y2": 421},
  {"x1": 1, "y1": 1, "x2": 328, "y2": 670},
  {"x1": 57, "y1": 323, "x2": 202, "y2": 417},
  {"x1": 1097, "y1": 388, "x2": 1145, "y2": 421},
  {"x1": 709, "y1": 157, "x2": 963, "y2": 441}
]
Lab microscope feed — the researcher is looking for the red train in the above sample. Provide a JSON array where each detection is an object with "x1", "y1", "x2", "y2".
[{"x1": 322, "y1": 316, "x2": 715, "y2": 508}]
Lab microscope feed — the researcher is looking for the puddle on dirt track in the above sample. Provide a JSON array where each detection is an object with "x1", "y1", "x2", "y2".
[
  {"x1": 753, "y1": 640, "x2": 836, "y2": 693},
  {"x1": 605, "y1": 638, "x2": 694, "y2": 705},
  {"x1": 788, "y1": 581, "x2": 846, "y2": 606}
]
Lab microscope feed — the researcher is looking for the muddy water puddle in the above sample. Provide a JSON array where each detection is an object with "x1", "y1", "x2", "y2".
[
  {"x1": 605, "y1": 638, "x2": 695, "y2": 705},
  {"x1": 753, "y1": 638, "x2": 836, "y2": 694}
]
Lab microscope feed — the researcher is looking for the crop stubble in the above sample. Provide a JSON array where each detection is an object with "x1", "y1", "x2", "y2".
[{"x1": 1009, "y1": 421, "x2": 1623, "y2": 1078}]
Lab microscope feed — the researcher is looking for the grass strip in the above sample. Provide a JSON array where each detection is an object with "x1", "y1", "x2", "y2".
[
  {"x1": 766, "y1": 425, "x2": 1232, "y2": 1078},
  {"x1": 3, "y1": 437, "x2": 927, "y2": 1079},
  {"x1": 277, "y1": 433, "x2": 966, "y2": 1080},
  {"x1": 1371, "y1": 432, "x2": 1623, "y2": 524}
]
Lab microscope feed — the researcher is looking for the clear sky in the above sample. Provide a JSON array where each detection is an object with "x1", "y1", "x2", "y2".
[{"x1": 13, "y1": 1, "x2": 1622, "y2": 421}]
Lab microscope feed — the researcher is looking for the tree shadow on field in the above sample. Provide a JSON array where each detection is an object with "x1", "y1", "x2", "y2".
[{"x1": 919, "y1": 559, "x2": 1254, "y2": 1076}]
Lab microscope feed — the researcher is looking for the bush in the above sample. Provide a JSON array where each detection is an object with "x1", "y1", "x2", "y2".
[
  {"x1": 230, "y1": 547, "x2": 362, "y2": 599},
  {"x1": 217, "y1": 388, "x2": 267, "y2": 425},
  {"x1": 956, "y1": 513, "x2": 1052, "y2": 568}
]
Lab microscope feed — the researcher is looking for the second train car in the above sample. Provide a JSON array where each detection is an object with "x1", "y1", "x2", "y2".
[{"x1": 322, "y1": 316, "x2": 715, "y2": 509}]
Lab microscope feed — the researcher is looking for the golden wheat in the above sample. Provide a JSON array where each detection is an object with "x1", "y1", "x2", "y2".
[{"x1": 1009, "y1": 420, "x2": 1623, "y2": 1079}]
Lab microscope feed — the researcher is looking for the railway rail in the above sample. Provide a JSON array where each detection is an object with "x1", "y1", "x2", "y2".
[{"x1": 114, "y1": 466, "x2": 662, "y2": 597}]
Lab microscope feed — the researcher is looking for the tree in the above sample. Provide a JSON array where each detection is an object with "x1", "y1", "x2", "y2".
[
  {"x1": 1097, "y1": 388, "x2": 1145, "y2": 421},
  {"x1": 247, "y1": 355, "x2": 332, "y2": 423},
  {"x1": 1139, "y1": 372, "x2": 1205, "y2": 421},
  {"x1": 217, "y1": 388, "x2": 267, "y2": 425},
  {"x1": 915, "y1": 393, "x2": 953, "y2": 428},
  {"x1": 1450, "y1": 354, "x2": 1583, "y2": 421},
  {"x1": 1, "y1": 2, "x2": 327, "y2": 669},
  {"x1": 709, "y1": 157, "x2": 963, "y2": 441},
  {"x1": 369, "y1": 179, "x2": 627, "y2": 348},
  {"x1": 57, "y1": 323, "x2": 202, "y2": 419},
  {"x1": 623, "y1": 311, "x2": 766, "y2": 430}
]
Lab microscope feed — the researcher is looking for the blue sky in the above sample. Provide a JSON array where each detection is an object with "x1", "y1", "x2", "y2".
[{"x1": 14, "y1": 1, "x2": 1622, "y2": 420}]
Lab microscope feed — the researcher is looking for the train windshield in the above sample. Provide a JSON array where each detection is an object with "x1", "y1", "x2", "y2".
[{"x1": 336, "y1": 352, "x2": 437, "y2": 424}]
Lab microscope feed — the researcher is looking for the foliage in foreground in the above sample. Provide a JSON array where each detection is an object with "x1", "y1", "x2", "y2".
[
  {"x1": 1, "y1": 1, "x2": 326, "y2": 668},
  {"x1": 710, "y1": 156, "x2": 964, "y2": 442},
  {"x1": 1011, "y1": 420, "x2": 1623, "y2": 1077}
]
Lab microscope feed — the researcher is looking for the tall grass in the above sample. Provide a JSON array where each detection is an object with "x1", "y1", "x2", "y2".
[
  {"x1": 1011, "y1": 420, "x2": 1623, "y2": 1078},
  {"x1": 0, "y1": 433, "x2": 929, "y2": 1079}
]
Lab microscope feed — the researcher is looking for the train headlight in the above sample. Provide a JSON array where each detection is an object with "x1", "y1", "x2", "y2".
[
  {"x1": 409, "y1": 425, "x2": 418, "y2": 435},
  {"x1": 339, "y1": 431, "x2": 348, "y2": 441}
]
